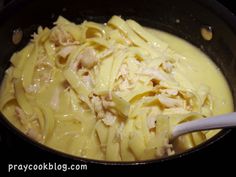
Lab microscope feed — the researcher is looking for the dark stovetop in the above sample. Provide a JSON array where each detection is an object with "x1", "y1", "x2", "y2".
[{"x1": 0, "y1": 0, "x2": 236, "y2": 176}]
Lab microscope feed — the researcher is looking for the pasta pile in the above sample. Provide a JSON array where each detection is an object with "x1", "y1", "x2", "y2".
[{"x1": 0, "y1": 16, "x2": 214, "y2": 161}]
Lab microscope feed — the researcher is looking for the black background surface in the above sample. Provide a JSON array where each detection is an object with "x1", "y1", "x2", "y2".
[{"x1": 0, "y1": 0, "x2": 236, "y2": 176}]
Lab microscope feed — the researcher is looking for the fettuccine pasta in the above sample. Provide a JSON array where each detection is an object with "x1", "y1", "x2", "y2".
[{"x1": 0, "y1": 16, "x2": 233, "y2": 161}]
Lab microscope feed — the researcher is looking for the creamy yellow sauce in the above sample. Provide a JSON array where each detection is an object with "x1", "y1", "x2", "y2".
[{"x1": 0, "y1": 16, "x2": 234, "y2": 161}]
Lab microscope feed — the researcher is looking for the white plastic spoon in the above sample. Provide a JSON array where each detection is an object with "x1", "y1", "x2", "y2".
[{"x1": 171, "y1": 112, "x2": 236, "y2": 140}]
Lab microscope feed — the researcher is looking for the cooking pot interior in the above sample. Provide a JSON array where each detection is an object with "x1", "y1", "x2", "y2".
[{"x1": 0, "y1": 0, "x2": 236, "y2": 164}]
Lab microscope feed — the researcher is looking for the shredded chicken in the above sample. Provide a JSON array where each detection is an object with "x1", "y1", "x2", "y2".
[
  {"x1": 58, "y1": 45, "x2": 76, "y2": 58},
  {"x1": 79, "y1": 48, "x2": 98, "y2": 69},
  {"x1": 82, "y1": 75, "x2": 94, "y2": 89},
  {"x1": 115, "y1": 122, "x2": 124, "y2": 140},
  {"x1": 161, "y1": 88, "x2": 178, "y2": 96},
  {"x1": 50, "y1": 26, "x2": 74, "y2": 46},
  {"x1": 91, "y1": 95, "x2": 104, "y2": 118},
  {"x1": 15, "y1": 107, "x2": 43, "y2": 142},
  {"x1": 102, "y1": 112, "x2": 117, "y2": 126},
  {"x1": 161, "y1": 61, "x2": 173, "y2": 73},
  {"x1": 147, "y1": 116, "x2": 156, "y2": 129},
  {"x1": 90, "y1": 94, "x2": 118, "y2": 126},
  {"x1": 116, "y1": 63, "x2": 138, "y2": 91},
  {"x1": 156, "y1": 142, "x2": 174, "y2": 157},
  {"x1": 143, "y1": 68, "x2": 168, "y2": 81},
  {"x1": 119, "y1": 79, "x2": 135, "y2": 91},
  {"x1": 26, "y1": 128, "x2": 43, "y2": 142},
  {"x1": 69, "y1": 47, "x2": 98, "y2": 71},
  {"x1": 117, "y1": 63, "x2": 128, "y2": 78},
  {"x1": 15, "y1": 106, "x2": 28, "y2": 127},
  {"x1": 101, "y1": 97, "x2": 115, "y2": 109},
  {"x1": 157, "y1": 94, "x2": 183, "y2": 108}
]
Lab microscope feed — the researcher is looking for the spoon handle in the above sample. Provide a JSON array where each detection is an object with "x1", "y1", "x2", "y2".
[{"x1": 172, "y1": 112, "x2": 236, "y2": 139}]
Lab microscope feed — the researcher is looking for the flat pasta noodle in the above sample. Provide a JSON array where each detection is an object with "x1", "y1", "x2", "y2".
[
  {"x1": 126, "y1": 19, "x2": 168, "y2": 51},
  {"x1": 14, "y1": 79, "x2": 34, "y2": 115},
  {"x1": 37, "y1": 101, "x2": 55, "y2": 142},
  {"x1": 21, "y1": 44, "x2": 39, "y2": 90},
  {"x1": 0, "y1": 67, "x2": 15, "y2": 110}
]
